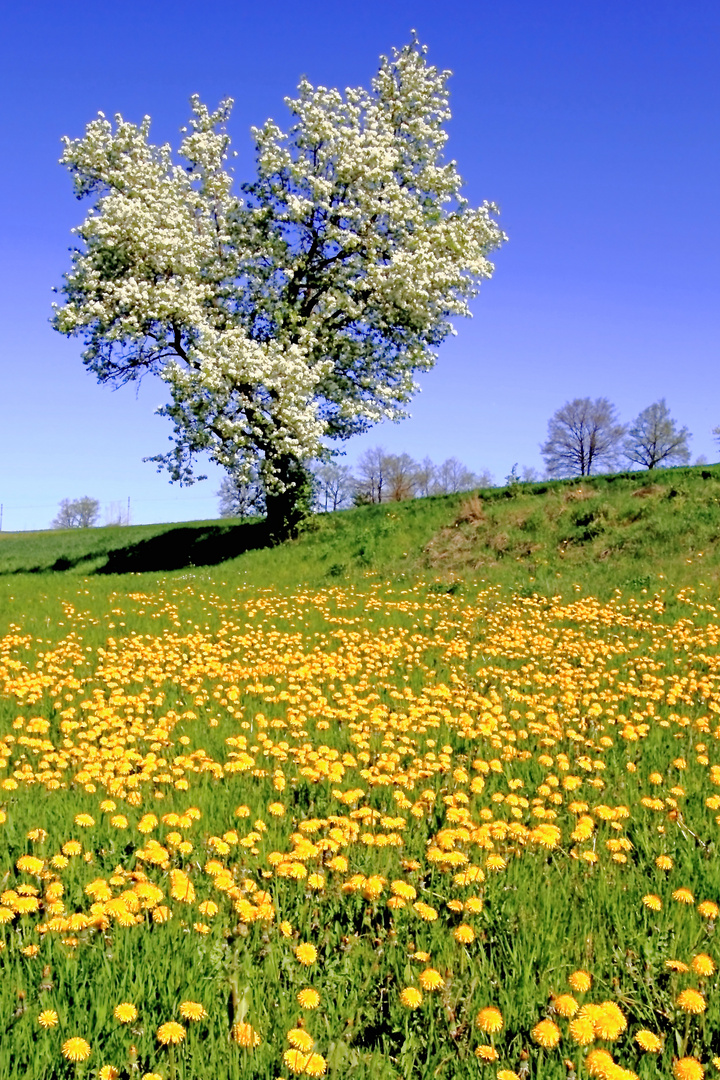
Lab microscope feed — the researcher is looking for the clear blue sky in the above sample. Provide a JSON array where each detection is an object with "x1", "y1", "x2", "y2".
[{"x1": 1, "y1": 0, "x2": 718, "y2": 530}]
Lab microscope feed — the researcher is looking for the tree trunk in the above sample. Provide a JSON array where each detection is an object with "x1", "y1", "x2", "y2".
[{"x1": 263, "y1": 456, "x2": 313, "y2": 543}]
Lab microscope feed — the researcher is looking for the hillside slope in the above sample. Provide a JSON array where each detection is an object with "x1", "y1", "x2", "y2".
[{"x1": 2, "y1": 463, "x2": 719, "y2": 595}]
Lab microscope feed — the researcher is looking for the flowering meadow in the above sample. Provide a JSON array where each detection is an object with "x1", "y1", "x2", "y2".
[{"x1": 2, "y1": 572, "x2": 720, "y2": 1079}]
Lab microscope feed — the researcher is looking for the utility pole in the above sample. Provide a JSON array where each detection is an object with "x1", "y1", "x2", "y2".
[
  {"x1": 127, "y1": 496, "x2": 131, "y2": 526},
  {"x1": 0, "y1": 503, "x2": 3, "y2": 531}
]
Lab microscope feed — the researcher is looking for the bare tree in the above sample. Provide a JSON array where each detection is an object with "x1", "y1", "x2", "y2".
[
  {"x1": 217, "y1": 471, "x2": 265, "y2": 519},
  {"x1": 104, "y1": 501, "x2": 130, "y2": 526},
  {"x1": 541, "y1": 398, "x2": 625, "y2": 477},
  {"x1": 475, "y1": 468, "x2": 495, "y2": 488},
  {"x1": 521, "y1": 465, "x2": 539, "y2": 483},
  {"x1": 354, "y1": 447, "x2": 389, "y2": 504},
  {"x1": 311, "y1": 462, "x2": 355, "y2": 512},
  {"x1": 414, "y1": 457, "x2": 437, "y2": 498},
  {"x1": 383, "y1": 453, "x2": 419, "y2": 501},
  {"x1": 623, "y1": 400, "x2": 691, "y2": 469},
  {"x1": 434, "y1": 457, "x2": 479, "y2": 494},
  {"x1": 52, "y1": 497, "x2": 100, "y2": 529}
]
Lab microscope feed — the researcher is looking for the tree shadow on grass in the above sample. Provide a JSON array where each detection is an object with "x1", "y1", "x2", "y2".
[
  {"x1": 12, "y1": 521, "x2": 270, "y2": 576},
  {"x1": 96, "y1": 521, "x2": 269, "y2": 574}
]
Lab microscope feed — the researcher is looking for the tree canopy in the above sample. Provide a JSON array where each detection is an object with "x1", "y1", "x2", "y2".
[{"x1": 53, "y1": 39, "x2": 505, "y2": 537}]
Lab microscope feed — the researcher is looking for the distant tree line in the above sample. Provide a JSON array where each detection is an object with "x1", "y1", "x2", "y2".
[
  {"x1": 51, "y1": 498, "x2": 130, "y2": 529},
  {"x1": 218, "y1": 450, "x2": 494, "y2": 518}
]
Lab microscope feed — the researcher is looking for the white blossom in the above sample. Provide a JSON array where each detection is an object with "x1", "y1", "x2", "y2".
[{"x1": 53, "y1": 38, "x2": 506, "y2": 521}]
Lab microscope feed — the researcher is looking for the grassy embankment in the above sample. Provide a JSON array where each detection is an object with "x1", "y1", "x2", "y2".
[{"x1": 2, "y1": 462, "x2": 720, "y2": 603}]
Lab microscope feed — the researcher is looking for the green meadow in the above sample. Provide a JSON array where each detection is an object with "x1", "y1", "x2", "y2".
[{"x1": 1, "y1": 464, "x2": 720, "y2": 1079}]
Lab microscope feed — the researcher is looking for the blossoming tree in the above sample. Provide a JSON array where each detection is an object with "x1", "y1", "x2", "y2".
[{"x1": 53, "y1": 39, "x2": 505, "y2": 538}]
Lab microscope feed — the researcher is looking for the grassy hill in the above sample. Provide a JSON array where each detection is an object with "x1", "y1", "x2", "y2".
[{"x1": 3, "y1": 464, "x2": 720, "y2": 598}]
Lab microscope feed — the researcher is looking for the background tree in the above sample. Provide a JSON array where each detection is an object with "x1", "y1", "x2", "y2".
[
  {"x1": 53, "y1": 39, "x2": 505, "y2": 540},
  {"x1": 541, "y1": 398, "x2": 625, "y2": 477},
  {"x1": 52, "y1": 497, "x2": 100, "y2": 529},
  {"x1": 217, "y1": 471, "x2": 265, "y2": 519},
  {"x1": 383, "y1": 453, "x2": 419, "y2": 501},
  {"x1": 311, "y1": 462, "x2": 355, "y2": 513},
  {"x1": 413, "y1": 457, "x2": 437, "y2": 498},
  {"x1": 434, "y1": 456, "x2": 479, "y2": 494},
  {"x1": 623, "y1": 399, "x2": 691, "y2": 469},
  {"x1": 104, "y1": 500, "x2": 130, "y2": 526},
  {"x1": 354, "y1": 447, "x2": 389, "y2": 504}
]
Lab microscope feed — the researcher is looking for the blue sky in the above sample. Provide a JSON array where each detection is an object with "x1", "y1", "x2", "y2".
[{"x1": 1, "y1": 0, "x2": 718, "y2": 530}]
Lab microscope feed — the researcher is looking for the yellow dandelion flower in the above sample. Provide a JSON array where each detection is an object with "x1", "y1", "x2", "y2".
[
  {"x1": 287, "y1": 1029, "x2": 314, "y2": 1051},
  {"x1": 295, "y1": 943, "x2": 317, "y2": 966},
  {"x1": 666, "y1": 959, "x2": 690, "y2": 972},
  {"x1": 284, "y1": 1049, "x2": 312, "y2": 1074},
  {"x1": 486, "y1": 854, "x2": 507, "y2": 871},
  {"x1": 568, "y1": 970, "x2": 592, "y2": 992},
  {"x1": 156, "y1": 1021, "x2": 185, "y2": 1045},
  {"x1": 74, "y1": 814, "x2": 95, "y2": 828},
  {"x1": 569, "y1": 1015, "x2": 596, "y2": 1045},
  {"x1": 593, "y1": 1002, "x2": 626, "y2": 1041},
  {"x1": 635, "y1": 1030, "x2": 663, "y2": 1052},
  {"x1": 62, "y1": 1037, "x2": 91, "y2": 1062},
  {"x1": 552, "y1": 994, "x2": 578, "y2": 1018},
  {"x1": 16, "y1": 855, "x2": 44, "y2": 875},
  {"x1": 691, "y1": 954, "x2": 716, "y2": 976},
  {"x1": 497, "y1": 1072, "x2": 520, "y2": 1080},
  {"x1": 673, "y1": 1058, "x2": 704, "y2": 1080},
  {"x1": 169, "y1": 869, "x2": 195, "y2": 903},
  {"x1": 391, "y1": 880, "x2": 417, "y2": 901},
  {"x1": 399, "y1": 987, "x2": 423, "y2": 1008},
  {"x1": 476, "y1": 1007, "x2": 504, "y2": 1034},
  {"x1": 297, "y1": 988, "x2": 320, "y2": 1009},
  {"x1": 38, "y1": 1009, "x2": 59, "y2": 1029},
  {"x1": 114, "y1": 1003, "x2": 138, "y2": 1024},
  {"x1": 677, "y1": 989, "x2": 706, "y2": 1014},
  {"x1": 697, "y1": 901, "x2": 719, "y2": 920},
  {"x1": 304, "y1": 1053, "x2": 327, "y2": 1077},
  {"x1": 99, "y1": 1067, "x2": 120, "y2": 1080},
  {"x1": 231, "y1": 1021, "x2": 260, "y2": 1047},
  {"x1": 585, "y1": 1049, "x2": 616, "y2": 1078},
  {"x1": 475, "y1": 1045, "x2": 499, "y2": 1062},
  {"x1": 179, "y1": 1001, "x2": 207, "y2": 1021},
  {"x1": 454, "y1": 924, "x2": 475, "y2": 943},
  {"x1": 531, "y1": 1019, "x2": 561, "y2": 1049},
  {"x1": 656, "y1": 855, "x2": 674, "y2": 870},
  {"x1": 673, "y1": 888, "x2": 695, "y2": 905},
  {"x1": 642, "y1": 894, "x2": 662, "y2": 911},
  {"x1": 419, "y1": 968, "x2": 444, "y2": 992}
]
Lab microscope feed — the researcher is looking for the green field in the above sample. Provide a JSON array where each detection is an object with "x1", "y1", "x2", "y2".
[{"x1": 2, "y1": 465, "x2": 720, "y2": 1079}]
